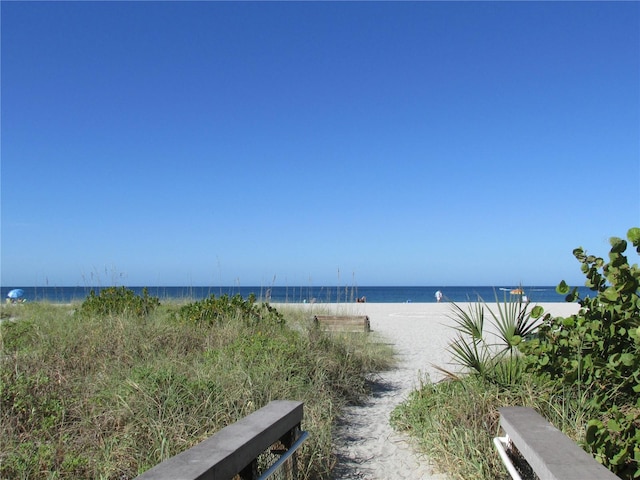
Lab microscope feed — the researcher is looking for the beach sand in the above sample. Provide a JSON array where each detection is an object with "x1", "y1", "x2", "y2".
[{"x1": 301, "y1": 301, "x2": 581, "y2": 480}]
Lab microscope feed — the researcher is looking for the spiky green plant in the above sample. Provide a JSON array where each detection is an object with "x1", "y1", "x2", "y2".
[{"x1": 445, "y1": 289, "x2": 543, "y2": 385}]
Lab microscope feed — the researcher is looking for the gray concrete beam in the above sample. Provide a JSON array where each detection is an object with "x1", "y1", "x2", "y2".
[{"x1": 498, "y1": 406, "x2": 618, "y2": 480}]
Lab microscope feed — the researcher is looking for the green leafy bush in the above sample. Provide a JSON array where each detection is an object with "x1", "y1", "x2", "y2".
[
  {"x1": 76, "y1": 287, "x2": 160, "y2": 318},
  {"x1": 175, "y1": 293, "x2": 284, "y2": 327},
  {"x1": 522, "y1": 228, "x2": 640, "y2": 478}
]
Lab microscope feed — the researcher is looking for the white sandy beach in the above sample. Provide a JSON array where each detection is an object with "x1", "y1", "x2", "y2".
[{"x1": 301, "y1": 301, "x2": 581, "y2": 480}]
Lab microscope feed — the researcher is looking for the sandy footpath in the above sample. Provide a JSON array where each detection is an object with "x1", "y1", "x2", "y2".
[{"x1": 296, "y1": 301, "x2": 580, "y2": 480}]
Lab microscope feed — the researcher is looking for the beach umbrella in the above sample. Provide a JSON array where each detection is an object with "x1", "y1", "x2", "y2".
[{"x1": 7, "y1": 289, "x2": 24, "y2": 299}]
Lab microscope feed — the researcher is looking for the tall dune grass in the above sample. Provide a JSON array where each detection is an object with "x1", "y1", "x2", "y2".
[
  {"x1": 391, "y1": 373, "x2": 589, "y2": 480},
  {"x1": 0, "y1": 301, "x2": 393, "y2": 479}
]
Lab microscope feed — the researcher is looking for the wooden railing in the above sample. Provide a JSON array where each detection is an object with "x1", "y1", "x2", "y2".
[
  {"x1": 135, "y1": 400, "x2": 307, "y2": 480},
  {"x1": 494, "y1": 406, "x2": 619, "y2": 480}
]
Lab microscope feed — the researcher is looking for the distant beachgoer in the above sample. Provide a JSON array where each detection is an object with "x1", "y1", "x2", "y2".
[
  {"x1": 435, "y1": 290, "x2": 443, "y2": 303},
  {"x1": 356, "y1": 296, "x2": 367, "y2": 303}
]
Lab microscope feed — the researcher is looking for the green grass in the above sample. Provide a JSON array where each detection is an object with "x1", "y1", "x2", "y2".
[
  {"x1": 0, "y1": 301, "x2": 393, "y2": 479},
  {"x1": 391, "y1": 370, "x2": 592, "y2": 480}
]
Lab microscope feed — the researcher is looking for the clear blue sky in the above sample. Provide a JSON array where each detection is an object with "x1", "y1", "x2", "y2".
[{"x1": 1, "y1": 1, "x2": 639, "y2": 288}]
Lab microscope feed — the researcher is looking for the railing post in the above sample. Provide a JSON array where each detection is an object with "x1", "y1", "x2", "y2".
[
  {"x1": 279, "y1": 424, "x2": 299, "y2": 450},
  {"x1": 280, "y1": 425, "x2": 301, "y2": 480},
  {"x1": 239, "y1": 459, "x2": 259, "y2": 480}
]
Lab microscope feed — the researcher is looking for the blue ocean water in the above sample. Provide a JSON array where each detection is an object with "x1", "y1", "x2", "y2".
[{"x1": 0, "y1": 285, "x2": 596, "y2": 304}]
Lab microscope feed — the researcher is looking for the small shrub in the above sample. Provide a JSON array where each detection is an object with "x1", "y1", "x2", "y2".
[
  {"x1": 0, "y1": 370, "x2": 65, "y2": 433},
  {"x1": 445, "y1": 290, "x2": 541, "y2": 386},
  {"x1": 76, "y1": 287, "x2": 160, "y2": 318},
  {"x1": 1, "y1": 318, "x2": 38, "y2": 352},
  {"x1": 175, "y1": 293, "x2": 284, "y2": 327}
]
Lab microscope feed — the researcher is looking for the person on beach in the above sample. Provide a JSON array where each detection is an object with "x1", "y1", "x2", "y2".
[{"x1": 435, "y1": 290, "x2": 443, "y2": 302}]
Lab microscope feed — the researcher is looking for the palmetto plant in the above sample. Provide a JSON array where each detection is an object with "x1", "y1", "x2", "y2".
[{"x1": 445, "y1": 289, "x2": 543, "y2": 385}]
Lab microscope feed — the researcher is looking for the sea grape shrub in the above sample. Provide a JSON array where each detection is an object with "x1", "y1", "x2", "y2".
[
  {"x1": 176, "y1": 293, "x2": 284, "y2": 327},
  {"x1": 521, "y1": 228, "x2": 640, "y2": 478},
  {"x1": 76, "y1": 287, "x2": 160, "y2": 318}
]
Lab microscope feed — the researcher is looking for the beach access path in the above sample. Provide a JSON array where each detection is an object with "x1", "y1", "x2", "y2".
[{"x1": 298, "y1": 301, "x2": 580, "y2": 480}]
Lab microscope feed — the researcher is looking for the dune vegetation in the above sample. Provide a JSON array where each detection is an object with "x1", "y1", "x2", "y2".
[
  {"x1": 0, "y1": 291, "x2": 393, "y2": 479},
  {"x1": 392, "y1": 228, "x2": 640, "y2": 480}
]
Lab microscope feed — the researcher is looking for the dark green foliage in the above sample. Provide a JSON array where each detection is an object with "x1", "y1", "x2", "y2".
[
  {"x1": 522, "y1": 228, "x2": 640, "y2": 478},
  {"x1": 1, "y1": 370, "x2": 65, "y2": 434},
  {"x1": 76, "y1": 287, "x2": 160, "y2": 318},
  {"x1": 1, "y1": 318, "x2": 38, "y2": 352},
  {"x1": 175, "y1": 293, "x2": 284, "y2": 327}
]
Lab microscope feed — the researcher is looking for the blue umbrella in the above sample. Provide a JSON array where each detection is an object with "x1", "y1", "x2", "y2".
[{"x1": 7, "y1": 289, "x2": 24, "y2": 299}]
